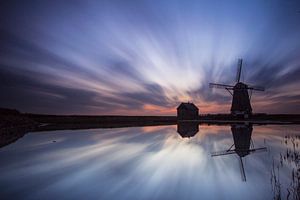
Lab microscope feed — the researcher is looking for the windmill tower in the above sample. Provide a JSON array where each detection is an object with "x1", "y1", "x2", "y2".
[
  {"x1": 211, "y1": 124, "x2": 267, "y2": 181},
  {"x1": 209, "y1": 59, "x2": 265, "y2": 118}
]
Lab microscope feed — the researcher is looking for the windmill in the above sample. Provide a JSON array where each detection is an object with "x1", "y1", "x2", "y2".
[
  {"x1": 211, "y1": 124, "x2": 267, "y2": 181},
  {"x1": 209, "y1": 59, "x2": 265, "y2": 118}
]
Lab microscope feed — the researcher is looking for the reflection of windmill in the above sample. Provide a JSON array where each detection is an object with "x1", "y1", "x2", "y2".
[
  {"x1": 209, "y1": 59, "x2": 265, "y2": 118},
  {"x1": 211, "y1": 124, "x2": 267, "y2": 181}
]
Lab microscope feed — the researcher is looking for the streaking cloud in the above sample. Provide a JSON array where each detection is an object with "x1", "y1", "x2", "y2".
[{"x1": 0, "y1": 0, "x2": 300, "y2": 114}]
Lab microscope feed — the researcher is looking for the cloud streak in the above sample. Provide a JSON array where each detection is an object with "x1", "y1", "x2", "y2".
[{"x1": 0, "y1": 0, "x2": 300, "y2": 114}]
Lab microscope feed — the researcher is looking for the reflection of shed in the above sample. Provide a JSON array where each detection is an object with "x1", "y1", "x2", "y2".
[
  {"x1": 177, "y1": 102, "x2": 199, "y2": 120},
  {"x1": 177, "y1": 122, "x2": 199, "y2": 138}
]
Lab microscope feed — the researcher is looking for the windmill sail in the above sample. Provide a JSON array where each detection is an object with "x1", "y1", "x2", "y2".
[
  {"x1": 247, "y1": 85, "x2": 265, "y2": 91},
  {"x1": 236, "y1": 59, "x2": 243, "y2": 83},
  {"x1": 209, "y1": 83, "x2": 234, "y2": 89},
  {"x1": 239, "y1": 157, "x2": 246, "y2": 182},
  {"x1": 211, "y1": 149, "x2": 237, "y2": 157}
]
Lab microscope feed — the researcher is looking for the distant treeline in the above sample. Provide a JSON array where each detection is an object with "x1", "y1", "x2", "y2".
[
  {"x1": 2, "y1": 108, "x2": 300, "y2": 126},
  {"x1": 199, "y1": 113, "x2": 300, "y2": 122},
  {"x1": 0, "y1": 108, "x2": 20, "y2": 115},
  {"x1": 24, "y1": 114, "x2": 177, "y2": 124}
]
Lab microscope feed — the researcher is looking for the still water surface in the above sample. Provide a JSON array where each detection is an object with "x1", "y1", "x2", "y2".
[{"x1": 0, "y1": 124, "x2": 299, "y2": 200}]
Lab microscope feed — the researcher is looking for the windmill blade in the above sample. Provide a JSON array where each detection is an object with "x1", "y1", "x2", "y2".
[
  {"x1": 212, "y1": 147, "x2": 267, "y2": 157},
  {"x1": 211, "y1": 149, "x2": 236, "y2": 157},
  {"x1": 209, "y1": 83, "x2": 234, "y2": 89},
  {"x1": 248, "y1": 147, "x2": 267, "y2": 154},
  {"x1": 236, "y1": 59, "x2": 243, "y2": 83},
  {"x1": 239, "y1": 157, "x2": 246, "y2": 182},
  {"x1": 247, "y1": 85, "x2": 265, "y2": 91}
]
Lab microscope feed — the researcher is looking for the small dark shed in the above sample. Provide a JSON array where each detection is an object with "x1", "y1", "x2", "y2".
[{"x1": 177, "y1": 102, "x2": 199, "y2": 120}]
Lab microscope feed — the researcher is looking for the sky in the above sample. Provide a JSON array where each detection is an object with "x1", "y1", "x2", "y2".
[{"x1": 0, "y1": 0, "x2": 300, "y2": 115}]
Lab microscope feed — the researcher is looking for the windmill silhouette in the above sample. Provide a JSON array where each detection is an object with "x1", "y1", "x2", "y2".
[
  {"x1": 210, "y1": 59, "x2": 265, "y2": 118},
  {"x1": 211, "y1": 124, "x2": 267, "y2": 181}
]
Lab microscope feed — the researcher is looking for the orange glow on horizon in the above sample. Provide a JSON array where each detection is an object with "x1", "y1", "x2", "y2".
[
  {"x1": 94, "y1": 101, "x2": 233, "y2": 116},
  {"x1": 143, "y1": 104, "x2": 176, "y2": 115}
]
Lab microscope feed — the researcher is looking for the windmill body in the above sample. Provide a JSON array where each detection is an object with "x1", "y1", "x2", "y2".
[
  {"x1": 231, "y1": 82, "x2": 252, "y2": 116},
  {"x1": 209, "y1": 59, "x2": 264, "y2": 118}
]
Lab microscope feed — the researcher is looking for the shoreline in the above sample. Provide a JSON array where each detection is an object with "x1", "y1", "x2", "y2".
[
  {"x1": 25, "y1": 113, "x2": 300, "y2": 125},
  {"x1": 1, "y1": 108, "x2": 300, "y2": 148}
]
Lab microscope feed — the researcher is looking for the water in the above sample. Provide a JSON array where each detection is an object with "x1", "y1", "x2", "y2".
[{"x1": 0, "y1": 124, "x2": 299, "y2": 200}]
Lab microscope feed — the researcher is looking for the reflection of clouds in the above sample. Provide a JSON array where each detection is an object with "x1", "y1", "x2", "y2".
[
  {"x1": 1, "y1": 125, "x2": 299, "y2": 199},
  {"x1": 0, "y1": 1, "x2": 300, "y2": 114}
]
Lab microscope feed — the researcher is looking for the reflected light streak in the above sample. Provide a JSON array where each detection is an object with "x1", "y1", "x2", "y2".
[{"x1": 1, "y1": 125, "x2": 299, "y2": 199}]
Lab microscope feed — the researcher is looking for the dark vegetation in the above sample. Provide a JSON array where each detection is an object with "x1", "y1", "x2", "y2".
[
  {"x1": 30, "y1": 114, "x2": 177, "y2": 131},
  {"x1": 271, "y1": 135, "x2": 300, "y2": 200},
  {"x1": 0, "y1": 108, "x2": 37, "y2": 148},
  {"x1": 200, "y1": 113, "x2": 300, "y2": 123},
  {"x1": 26, "y1": 114, "x2": 176, "y2": 127}
]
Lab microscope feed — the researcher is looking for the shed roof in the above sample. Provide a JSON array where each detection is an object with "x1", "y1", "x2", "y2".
[{"x1": 177, "y1": 102, "x2": 199, "y2": 111}]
